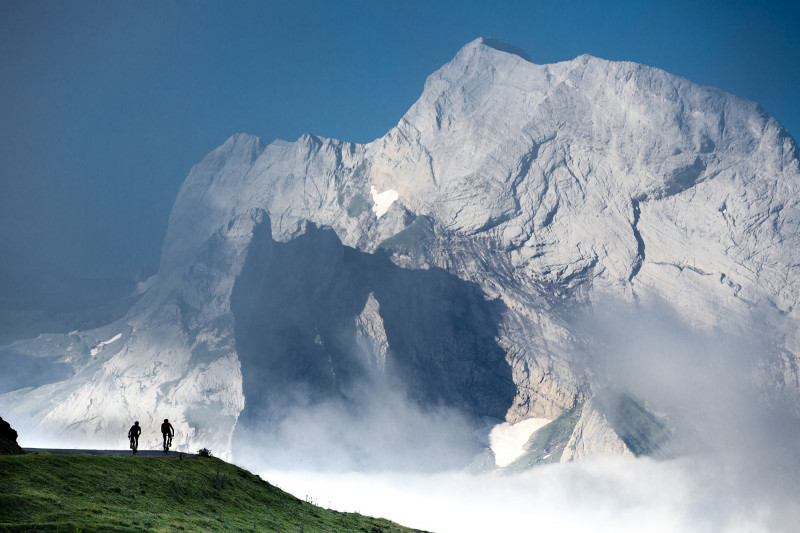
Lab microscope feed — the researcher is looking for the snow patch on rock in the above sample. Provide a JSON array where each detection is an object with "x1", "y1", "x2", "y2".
[
  {"x1": 489, "y1": 417, "x2": 551, "y2": 467},
  {"x1": 371, "y1": 186, "x2": 399, "y2": 218},
  {"x1": 89, "y1": 333, "x2": 122, "y2": 356}
]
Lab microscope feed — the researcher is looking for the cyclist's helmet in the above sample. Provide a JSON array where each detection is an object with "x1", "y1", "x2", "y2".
[
  {"x1": 164, "y1": 419, "x2": 169, "y2": 423},
  {"x1": 134, "y1": 421, "x2": 139, "y2": 425}
]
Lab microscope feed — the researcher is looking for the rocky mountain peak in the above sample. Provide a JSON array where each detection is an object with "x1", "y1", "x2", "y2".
[
  {"x1": 473, "y1": 37, "x2": 533, "y2": 62},
  {"x1": 2, "y1": 40, "x2": 798, "y2": 469}
]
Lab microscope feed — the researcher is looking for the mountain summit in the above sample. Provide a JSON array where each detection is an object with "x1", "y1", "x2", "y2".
[{"x1": 3, "y1": 39, "x2": 798, "y2": 468}]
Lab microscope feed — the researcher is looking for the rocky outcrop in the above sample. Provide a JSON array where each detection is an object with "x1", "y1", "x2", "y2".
[
  {"x1": 0, "y1": 416, "x2": 23, "y2": 455},
  {"x1": 561, "y1": 400, "x2": 633, "y2": 462},
  {"x1": 355, "y1": 293, "x2": 389, "y2": 372}
]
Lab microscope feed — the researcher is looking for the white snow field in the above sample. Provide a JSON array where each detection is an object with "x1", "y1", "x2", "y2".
[
  {"x1": 370, "y1": 186, "x2": 399, "y2": 218},
  {"x1": 89, "y1": 333, "x2": 122, "y2": 356},
  {"x1": 489, "y1": 417, "x2": 550, "y2": 467}
]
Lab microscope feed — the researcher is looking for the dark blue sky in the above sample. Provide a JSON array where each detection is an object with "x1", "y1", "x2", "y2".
[{"x1": 1, "y1": 0, "x2": 798, "y2": 280}]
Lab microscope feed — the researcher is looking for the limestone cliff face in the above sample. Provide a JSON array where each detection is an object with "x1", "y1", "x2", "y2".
[
  {"x1": 2, "y1": 38, "x2": 799, "y2": 465},
  {"x1": 561, "y1": 400, "x2": 634, "y2": 462}
]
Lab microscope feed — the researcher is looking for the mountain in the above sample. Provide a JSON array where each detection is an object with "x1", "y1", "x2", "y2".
[{"x1": 2, "y1": 38, "x2": 798, "y2": 470}]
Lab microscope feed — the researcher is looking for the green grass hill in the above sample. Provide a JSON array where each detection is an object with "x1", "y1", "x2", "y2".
[{"x1": 0, "y1": 453, "x2": 428, "y2": 533}]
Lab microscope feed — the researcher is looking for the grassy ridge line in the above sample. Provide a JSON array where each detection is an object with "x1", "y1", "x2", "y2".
[{"x1": 0, "y1": 454, "x2": 429, "y2": 533}]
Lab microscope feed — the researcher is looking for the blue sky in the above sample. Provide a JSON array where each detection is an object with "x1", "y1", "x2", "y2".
[{"x1": 1, "y1": 0, "x2": 798, "y2": 281}]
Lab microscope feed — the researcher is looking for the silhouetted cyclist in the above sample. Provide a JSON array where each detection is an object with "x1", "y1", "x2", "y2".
[
  {"x1": 161, "y1": 419, "x2": 174, "y2": 452},
  {"x1": 128, "y1": 421, "x2": 141, "y2": 453}
]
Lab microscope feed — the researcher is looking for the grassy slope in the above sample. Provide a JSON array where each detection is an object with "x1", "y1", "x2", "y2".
[{"x1": 0, "y1": 454, "x2": 428, "y2": 533}]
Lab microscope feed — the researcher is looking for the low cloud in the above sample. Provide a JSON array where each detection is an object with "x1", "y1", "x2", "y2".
[
  {"x1": 263, "y1": 452, "x2": 798, "y2": 533},
  {"x1": 234, "y1": 377, "x2": 482, "y2": 473},
  {"x1": 246, "y1": 295, "x2": 800, "y2": 532}
]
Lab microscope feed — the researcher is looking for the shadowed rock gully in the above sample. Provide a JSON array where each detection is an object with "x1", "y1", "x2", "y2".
[{"x1": 231, "y1": 215, "x2": 515, "y2": 463}]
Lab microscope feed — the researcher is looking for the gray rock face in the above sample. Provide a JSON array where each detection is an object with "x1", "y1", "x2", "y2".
[
  {"x1": 561, "y1": 400, "x2": 633, "y2": 462},
  {"x1": 2, "y1": 38, "x2": 799, "y2": 465},
  {"x1": 229, "y1": 219, "x2": 515, "y2": 431},
  {"x1": 355, "y1": 293, "x2": 389, "y2": 372}
]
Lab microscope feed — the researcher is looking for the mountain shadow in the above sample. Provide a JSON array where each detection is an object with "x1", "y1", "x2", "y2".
[{"x1": 230, "y1": 215, "x2": 515, "y2": 461}]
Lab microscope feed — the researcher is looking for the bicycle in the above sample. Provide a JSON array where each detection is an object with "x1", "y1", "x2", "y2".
[
  {"x1": 162, "y1": 433, "x2": 172, "y2": 454},
  {"x1": 129, "y1": 435, "x2": 138, "y2": 454}
]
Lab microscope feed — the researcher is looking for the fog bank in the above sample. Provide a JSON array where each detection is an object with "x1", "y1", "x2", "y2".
[
  {"x1": 263, "y1": 452, "x2": 799, "y2": 533},
  {"x1": 248, "y1": 297, "x2": 800, "y2": 532}
]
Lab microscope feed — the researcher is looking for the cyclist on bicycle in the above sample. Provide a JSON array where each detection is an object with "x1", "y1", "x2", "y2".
[
  {"x1": 161, "y1": 419, "x2": 174, "y2": 451},
  {"x1": 128, "y1": 421, "x2": 141, "y2": 453}
]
